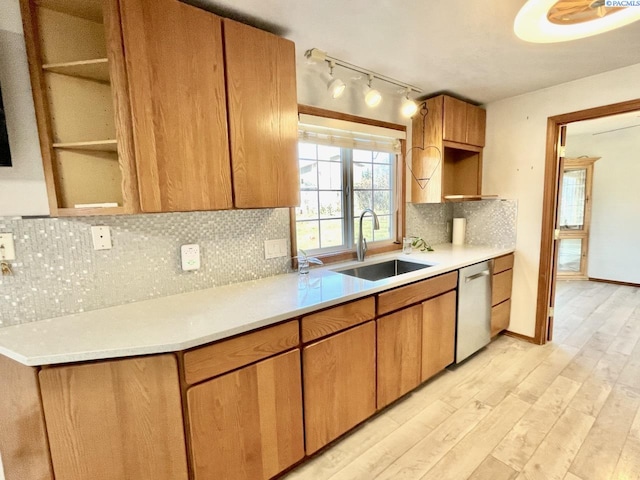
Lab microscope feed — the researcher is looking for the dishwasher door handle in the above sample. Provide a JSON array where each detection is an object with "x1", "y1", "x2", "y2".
[{"x1": 464, "y1": 270, "x2": 490, "y2": 282}]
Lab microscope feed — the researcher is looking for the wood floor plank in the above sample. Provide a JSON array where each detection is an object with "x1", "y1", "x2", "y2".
[
  {"x1": 607, "y1": 308, "x2": 640, "y2": 355},
  {"x1": 327, "y1": 401, "x2": 455, "y2": 480},
  {"x1": 375, "y1": 399, "x2": 492, "y2": 480},
  {"x1": 611, "y1": 404, "x2": 640, "y2": 480},
  {"x1": 493, "y1": 375, "x2": 581, "y2": 471},
  {"x1": 560, "y1": 332, "x2": 616, "y2": 383},
  {"x1": 563, "y1": 473, "x2": 584, "y2": 480},
  {"x1": 516, "y1": 407, "x2": 595, "y2": 480},
  {"x1": 569, "y1": 384, "x2": 640, "y2": 480},
  {"x1": 468, "y1": 455, "x2": 518, "y2": 480},
  {"x1": 617, "y1": 334, "x2": 640, "y2": 390},
  {"x1": 419, "y1": 394, "x2": 530, "y2": 480}
]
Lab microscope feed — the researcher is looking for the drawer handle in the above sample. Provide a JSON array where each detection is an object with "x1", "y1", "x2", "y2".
[{"x1": 465, "y1": 270, "x2": 490, "y2": 282}]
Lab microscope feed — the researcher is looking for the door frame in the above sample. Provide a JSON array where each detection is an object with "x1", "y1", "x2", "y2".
[{"x1": 534, "y1": 98, "x2": 640, "y2": 345}]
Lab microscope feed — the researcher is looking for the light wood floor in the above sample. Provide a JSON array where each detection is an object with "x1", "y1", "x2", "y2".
[{"x1": 284, "y1": 280, "x2": 640, "y2": 480}]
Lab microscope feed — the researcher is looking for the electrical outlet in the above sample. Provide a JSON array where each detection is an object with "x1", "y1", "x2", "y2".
[
  {"x1": 181, "y1": 244, "x2": 200, "y2": 271},
  {"x1": 0, "y1": 233, "x2": 15, "y2": 260},
  {"x1": 264, "y1": 239, "x2": 288, "y2": 259},
  {"x1": 91, "y1": 226, "x2": 112, "y2": 250}
]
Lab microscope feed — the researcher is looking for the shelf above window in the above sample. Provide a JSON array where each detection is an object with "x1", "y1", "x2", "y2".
[
  {"x1": 43, "y1": 58, "x2": 110, "y2": 83},
  {"x1": 52, "y1": 140, "x2": 117, "y2": 152}
]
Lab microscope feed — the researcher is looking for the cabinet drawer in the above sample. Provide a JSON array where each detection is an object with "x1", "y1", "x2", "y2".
[
  {"x1": 183, "y1": 320, "x2": 299, "y2": 385},
  {"x1": 492, "y1": 270, "x2": 513, "y2": 306},
  {"x1": 491, "y1": 299, "x2": 511, "y2": 337},
  {"x1": 301, "y1": 297, "x2": 375, "y2": 343},
  {"x1": 494, "y1": 253, "x2": 514, "y2": 274},
  {"x1": 377, "y1": 271, "x2": 458, "y2": 316}
]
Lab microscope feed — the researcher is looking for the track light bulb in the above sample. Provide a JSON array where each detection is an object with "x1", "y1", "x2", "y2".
[
  {"x1": 401, "y1": 93, "x2": 418, "y2": 117},
  {"x1": 363, "y1": 76, "x2": 382, "y2": 107},
  {"x1": 327, "y1": 77, "x2": 346, "y2": 99}
]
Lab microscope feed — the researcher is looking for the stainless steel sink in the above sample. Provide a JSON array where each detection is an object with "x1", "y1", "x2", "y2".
[{"x1": 334, "y1": 259, "x2": 434, "y2": 282}]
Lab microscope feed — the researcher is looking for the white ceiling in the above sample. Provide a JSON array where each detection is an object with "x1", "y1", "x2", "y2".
[
  {"x1": 189, "y1": 0, "x2": 640, "y2": 105},
  {"x1": 567, "y1": 110, "x2": 640, "y2": 135}
]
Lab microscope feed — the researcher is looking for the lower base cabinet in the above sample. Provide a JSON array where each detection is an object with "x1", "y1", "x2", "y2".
[
  {"x1": 302, "y1": 321, "x2": 376, "y2": 455},
  {"x1": 39, "y1": 355, "x2": 188, "y2": 480},
  {"x1": 377, "y1": 305, "x2": 422, "y2": 408},
  {"x1": 186, "y1": 349, "x2": 304, "y2": 480},
  {"x1": 421, "y1": 291, "x2": 457, "y2": 382}
]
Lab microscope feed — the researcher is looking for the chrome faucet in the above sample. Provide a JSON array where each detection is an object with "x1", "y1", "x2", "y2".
[{"x1": 356, "y1": 209, "x2": 380, "y2": 262}]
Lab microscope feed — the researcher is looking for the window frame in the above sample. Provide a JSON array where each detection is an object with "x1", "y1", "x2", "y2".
[{"x1": 291, "y1": 105, "x2": 407, "y2": 266}]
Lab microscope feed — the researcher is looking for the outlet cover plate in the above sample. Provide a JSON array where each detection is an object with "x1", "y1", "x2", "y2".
[
  {"x1": 91, "y1": 226, "x2": 112, "y2": 250},
  {"x1": 264, "y1": 239, "x2": 288, "y2": 259},
  {"x1": 0, "y1": 233, "x2": 15, "y2": 260},
  {"x1": 181, "y1": 244, "x2": 201, "y2": 271}
]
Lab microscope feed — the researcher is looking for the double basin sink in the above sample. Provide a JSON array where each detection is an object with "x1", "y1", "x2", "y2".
[{"x1": 333, "y1": 259, "x2": 435, "y2": 282}]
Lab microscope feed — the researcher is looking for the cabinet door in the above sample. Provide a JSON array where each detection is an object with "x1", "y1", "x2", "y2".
[
  {"x1": 465, "y1": 103, "x2": 486, "y2": 147},
  {"x1": 303, "y1": 322, "x2": 376, "y2": 454},
  {"x1": 377, "y1": 305, "x2": 422, "y2": 408},
  {"x1": 443, "y1": 96, "x2": 467, "y2": 144},
  {"x1": 187, "y1": 350, "x2": 304, "y2": 480},
  {"x1": 422, "y1": 291, "x2": 457, "y2": 382},
  {"x1": 39, "y1": 355, "x2": 188, "y2": 480},
  {"x1": 492, "y1": 299, "x2": 511, "y2": 336},
  {"x1": 224, "y1": 19, "x2": 299, "y2": 208},
  {"x1": 119, "y1": 0, "x2": 232, "y2": 212}
]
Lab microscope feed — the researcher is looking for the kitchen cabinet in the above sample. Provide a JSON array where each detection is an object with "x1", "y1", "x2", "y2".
[
  {"x1": 377, "y1": 305, "x2": 422, "y2": 408},
  {"x1": 186, "y1": 350, "x2": 304, "y2": 480},
  {"x1": 39, "y1": 355, "x2": 188, "y2": 480},
  {"x1": 20, "y1": 0, "x2": 298, "y2": 216},
  {"x1": 491, "y1": 253, "x2": 514, "y2": 336},
  {"x1": 302, "y1": 321, "x2": 376, "y2": 454},
  {"x1": 224, "y1": 20, "x2": 299, "y2": 208},
  {"x1": 411, "y1": 94, "x2": 486, "y2": 203},
  {"x1": 301, "y1": 296, "x2": 375, "y2": 342},
  {"x1": 421, "y1": 290, "x2": 457, "y2": 381}
]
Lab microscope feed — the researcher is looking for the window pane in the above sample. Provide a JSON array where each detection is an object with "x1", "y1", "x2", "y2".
[
  {"x1": 320, "y1": 219, "x2": 343, "y2": 248},
  {"x1": 374, "y1": 215, "x2": 392, "y2": 241},
  {"x1": 298, "y1": 142, "x2": 317, "y2": 159},
  {"x1": 374, "y1": 190, "x2": 392, "y2": 215},
  {"x1": 354, "y1": 190, "x2": 373, "y2": 213},
  {"x1": 318, "y1": 161, "x2": 342, "y2": 190},
  {"x1": 353, "y1": 149, "x2": 372, "y2": 163},
  {"x1": 353, "y1": 163, "x2": 372, "y2": 189},
  {"x1": 297, "y1": 191, "x2": 318, "y2": 220},
  {"x1": 299, "y1": 160, "x2": 317, "y2": 189},
  {"x1": 373, "y1": 164, "x2": 391, "y2": 189},
  {"x1": 296, "y1": 221, "x2": 320, "y2": 251},
  {"x1": 372, "y1": 151, "x2": 390, "y2": 164},
  {"x1": 558, "y1": 238, "x2": 582, "y2": 272},
  {"x1": 317, "y1": 145, "x2": 341, "y2": 161},
  {"x1": 559, "y1": 169, "x2": 587, "y2": 230},
  {"x1": 319, "y1": 191, "x2": 342, "y2": 219}
]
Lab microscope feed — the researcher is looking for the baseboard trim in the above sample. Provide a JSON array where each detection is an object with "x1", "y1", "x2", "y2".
[
  {"x1": 589, "y1": 277, "x2": 640, "y2": 288},
  {"x1": 503, "y1": 330, "x2": 539, "y2": 345}
]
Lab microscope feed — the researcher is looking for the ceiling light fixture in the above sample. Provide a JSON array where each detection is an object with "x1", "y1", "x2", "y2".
[
  {"x1": 401, "y1": 89, "x2": 418, "y2": 117},
  {"x1": 515, "y1": 0, "x2": 640, "y2": 43},
  {"x1": 305, "y1": 48, "x2": 422, "y2": 116},
  {"x1": 324, "y1": 61, "x2": 346, "y2": 99},
  {"x1": 363, "y1": 75, "x2": 382, "y2": 108}
]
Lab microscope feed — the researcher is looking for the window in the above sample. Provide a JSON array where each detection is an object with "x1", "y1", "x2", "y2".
[{"x1": 293, "y1": 109, "x2": 406, "y2": 259}]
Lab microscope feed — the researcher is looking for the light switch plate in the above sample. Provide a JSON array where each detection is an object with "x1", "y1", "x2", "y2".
[
  {"x1": 181, "y1": 244, "x2": 201, "y2": 271},
  {"x1": 0, "y1": 233, "x2": 15, "y2": 260},
  {"x1": 91, "y1": 226, "x2": 112, "y2": 250},
  {"x1": 264, "y1": 239, "x2": 288, "y2": 259}
]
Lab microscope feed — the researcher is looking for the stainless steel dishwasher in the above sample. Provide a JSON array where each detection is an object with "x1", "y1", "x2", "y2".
[{"x1": 456, "y1": 260, "x2": 493, "y2": 363}]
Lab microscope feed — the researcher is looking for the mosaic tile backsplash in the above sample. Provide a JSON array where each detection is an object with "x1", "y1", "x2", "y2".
[
  {"x1": 0, "y1": 209, "x2": 292, "y2": 327},
  {"x1": 0, "y1": 200, "x2": 516, "y2": 327}
]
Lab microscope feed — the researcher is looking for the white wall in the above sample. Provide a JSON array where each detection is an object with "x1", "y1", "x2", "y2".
[
  {"x1": 0, "y1": 0, "x2": 49, "y2": 216},
  {"x1": 565, "y1": 128, "x2": 640, "y2": 284},
  {"x1": 483, "y1": 63, "x2": 640, "y2": 337}
]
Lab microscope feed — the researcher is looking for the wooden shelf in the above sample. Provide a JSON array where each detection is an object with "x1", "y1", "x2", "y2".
[
  {"x1": 43, "y1": 59, "x2": 109, "y2": 83},
  {"x1": 37, "y1": 0, "x2": 104, "y2": 23},
  {"x1": 53, "y1": 140, "x2": 117, "y2": 152},
  {"x1": 443, "y1": 195, "x2": 499, "y2": 202}
]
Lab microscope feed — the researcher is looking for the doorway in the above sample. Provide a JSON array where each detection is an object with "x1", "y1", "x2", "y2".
[{"x1": 535, "y1": 98, "x2": 640, "y2": 344}]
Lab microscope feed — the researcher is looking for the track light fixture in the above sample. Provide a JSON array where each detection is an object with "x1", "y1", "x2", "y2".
[{"x1": 305, "y1": 48, "x2": 422, "y2": 116}]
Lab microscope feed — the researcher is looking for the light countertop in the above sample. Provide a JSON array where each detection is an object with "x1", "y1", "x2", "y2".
[{"x1": 0, "y1": 244, "x2": 514, "y2": 366}]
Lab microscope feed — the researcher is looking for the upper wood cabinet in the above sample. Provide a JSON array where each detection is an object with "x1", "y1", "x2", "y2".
[
  {"x1": 21, "y1": 0, "x2": 299, "y2": 216},
  {"x1": 224, "y1": 20, "x2": 300, "y2": 208},
  {"x1": 411, "y1": 95, "x2": 486, "y2": 203},
  {"x1": 119, "y1": 0, "x2": 232, "y2": 212}
]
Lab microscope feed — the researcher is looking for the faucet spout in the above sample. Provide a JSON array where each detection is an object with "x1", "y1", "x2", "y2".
[{"x1": 357, "y1": 209, "x2": 380, "y2": 262}]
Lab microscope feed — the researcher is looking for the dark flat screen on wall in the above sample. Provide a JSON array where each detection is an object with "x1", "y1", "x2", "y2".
[{"x1": 0, "y1": 81, "x2": 11, "y2": 167}]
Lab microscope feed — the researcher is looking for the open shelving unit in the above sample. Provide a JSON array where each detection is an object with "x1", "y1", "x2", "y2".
[{"x1": 24, "y1": 0, "x2": 129, "y2": 215}]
